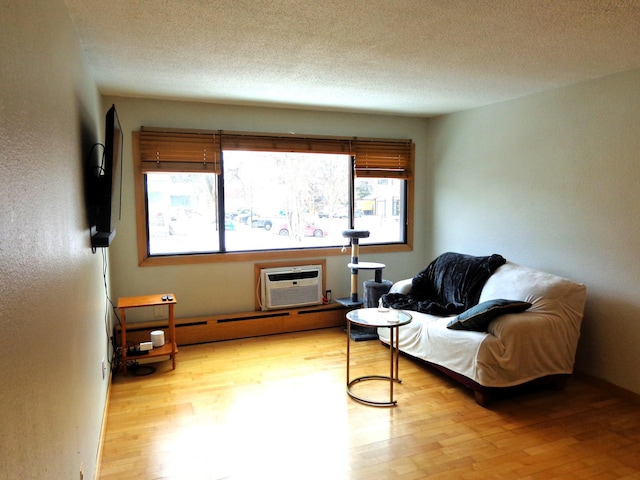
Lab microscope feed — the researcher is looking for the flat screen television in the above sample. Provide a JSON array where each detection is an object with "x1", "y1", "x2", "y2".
[{"x1": 90, "y1": 104, "x2": 123, "y2": 248}]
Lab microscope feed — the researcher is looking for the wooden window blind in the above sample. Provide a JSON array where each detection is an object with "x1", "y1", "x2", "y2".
[
  {"x1": 220, "y1": 132, "x2": 352, "y2": 155},
  {"x1": 135, "y1": 128, "x2": 413, "y2": 179},
  {"x1": 352, "y1": 140, "x2": 413, "y2": 179},
  {"x1": 136, "y1": 129, "x2": 221, "y2": 174}
]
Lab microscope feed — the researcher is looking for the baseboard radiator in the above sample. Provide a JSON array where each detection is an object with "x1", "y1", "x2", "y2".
[{"x1": 115, "y1": 303, "x2": 348, "y2": 347}]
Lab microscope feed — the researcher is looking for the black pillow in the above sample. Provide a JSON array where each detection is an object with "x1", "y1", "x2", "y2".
[{"x1": 446, "y1": 299, "x2": 532, "y2": 332}]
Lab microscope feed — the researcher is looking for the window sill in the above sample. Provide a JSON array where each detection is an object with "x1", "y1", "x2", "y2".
[{"x1": 138, "y1": 243, "x2": 412, "y2": 267}]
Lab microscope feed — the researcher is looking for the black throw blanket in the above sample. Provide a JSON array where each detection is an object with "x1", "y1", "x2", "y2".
[{"x1": 382, "y1": 252, "x2": 506, "y2": 315}]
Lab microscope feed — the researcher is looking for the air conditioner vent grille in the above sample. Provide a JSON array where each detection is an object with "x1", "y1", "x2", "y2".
[
  {"x1": 260, "y1": 265, "x2": 323, "y2": 310},
  {"x1": 267, "y1": 270, "x2": 319, "y2": 282}
]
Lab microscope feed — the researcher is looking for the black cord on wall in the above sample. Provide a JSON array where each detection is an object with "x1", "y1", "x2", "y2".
[{"x1": 101, "y1": 248, "x2": 122, "y2": 376}]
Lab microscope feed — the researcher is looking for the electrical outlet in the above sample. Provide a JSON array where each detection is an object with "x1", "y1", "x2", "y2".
[
  {"x1": 153, "y1": 306, "x2": 164, "y2": 318},
  {"x1": 101, "y1": 358, "x2": 106, "y2": 380}
]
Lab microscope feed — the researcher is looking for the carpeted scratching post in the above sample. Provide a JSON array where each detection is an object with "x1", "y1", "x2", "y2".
[
  {"x1": 336, "y1": 229, "x2": 370, "y2": 307},
  {"x1": 363, "y1": 279, "x2": 393, "y2": 308},
  {"x1": 338, "y1": 229, "x2": 391, "y2": 341},
  {"x1": 354, "y1": 278, "x2": 394, "y2": 341}
]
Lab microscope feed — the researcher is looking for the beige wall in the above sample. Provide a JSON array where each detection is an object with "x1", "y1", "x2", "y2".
[
  {"x1": 104, "y1": 96, "x2": 430, "y2": 319},
  {"x1": 0, "y1": 1, "x2": 106, "y2": 479},
  {"x1": 427, "y1": 68, "x2": 640, "y2": 394}
]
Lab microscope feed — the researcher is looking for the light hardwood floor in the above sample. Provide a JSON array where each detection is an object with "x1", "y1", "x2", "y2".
[{"x1": 99, "y1": 328, "x2": 640, "y2": 479}]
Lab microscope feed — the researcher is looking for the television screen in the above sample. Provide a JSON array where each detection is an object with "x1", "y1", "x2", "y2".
[{"x1": 90, "y1": 104, "x2": 123, "y2": 248}]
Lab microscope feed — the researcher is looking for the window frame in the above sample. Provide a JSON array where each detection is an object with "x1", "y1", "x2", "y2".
[{"x1": 133, "y1": 128, "x2": 414, "y2": 266}]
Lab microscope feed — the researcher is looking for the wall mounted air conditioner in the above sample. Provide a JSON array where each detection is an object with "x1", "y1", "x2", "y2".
[{"x1": 260, "y1": 264, "x2": 323, "y2": 310}]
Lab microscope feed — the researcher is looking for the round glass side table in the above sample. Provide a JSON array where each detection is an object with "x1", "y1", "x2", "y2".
[{"x1": 346, "y1": 308, "x2": 412, "y2": 406}]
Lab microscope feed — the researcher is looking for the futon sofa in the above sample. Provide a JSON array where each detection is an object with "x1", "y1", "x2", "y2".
[{"x1": 378, "y1": 253, "x2": 587, "y2": 406}]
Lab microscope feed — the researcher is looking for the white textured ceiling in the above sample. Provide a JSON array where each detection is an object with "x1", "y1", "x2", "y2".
[{"x1": 64, "y1": 0, "x2": 640, "y2": 116}]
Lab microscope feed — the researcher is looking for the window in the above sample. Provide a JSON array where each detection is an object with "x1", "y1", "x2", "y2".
[
  {"x1": 223, "y1": 150, "x2": 350, "y2": 252},
  {"x1": 133, "y1": 129, "x2": 414, "y2": 265},
  {"x1": 147, "y1": 172, "x2": 220, "y2": 255}
]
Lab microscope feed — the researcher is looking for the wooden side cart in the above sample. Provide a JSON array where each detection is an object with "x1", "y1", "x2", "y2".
[{"x1": 117, "y1": 293, "x2": 178, "y2": 374}]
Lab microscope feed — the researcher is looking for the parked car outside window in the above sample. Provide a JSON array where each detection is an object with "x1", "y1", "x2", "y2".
[{"x1": 275, "y1": 222, "x2": 327, "y2": 238}]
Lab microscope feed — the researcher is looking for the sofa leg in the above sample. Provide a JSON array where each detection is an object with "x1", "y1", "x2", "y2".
[
  {"x1": 549, "y1": 375, "x2": 568, "y2": 391},
  {"x1": 474, "y1": 389, "x2": 491, "y2": 406}
]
